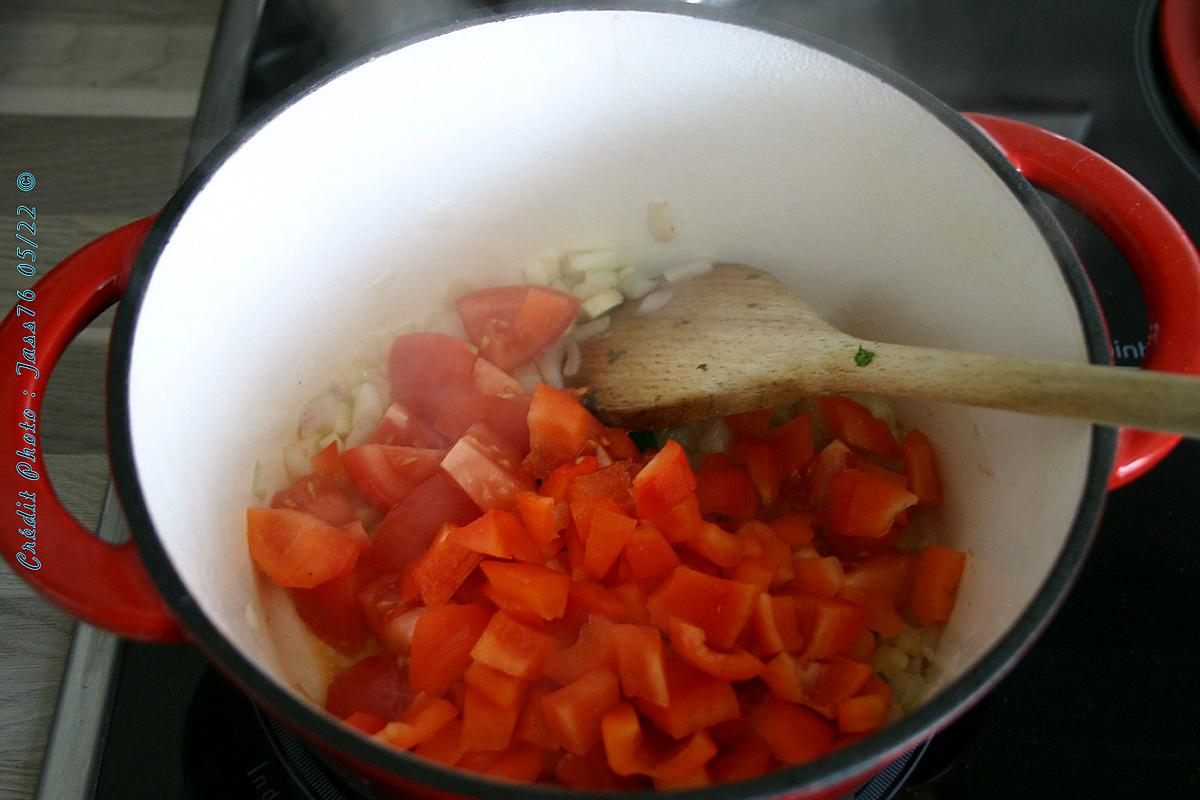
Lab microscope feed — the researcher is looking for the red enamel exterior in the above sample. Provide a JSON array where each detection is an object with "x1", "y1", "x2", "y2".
[
  {"x1": 966, "y1": 113, "x2": 1200, "y2": 488},
  {"x1": 1161, "y1": 0, "x2": 1200, "y2": 133},
  {"x1": 0, "y1": 215, "x2": 182, "y2": 641}
]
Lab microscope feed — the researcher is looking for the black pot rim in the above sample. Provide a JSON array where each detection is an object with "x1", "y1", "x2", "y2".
[{"x1": 107, "y1": 2, "x2": 1116, "y2": 798}]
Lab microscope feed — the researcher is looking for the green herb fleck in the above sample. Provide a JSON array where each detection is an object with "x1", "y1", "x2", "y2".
[
  {"x1": 607, "y1": 349, "x2": 626, "y2": 364},
  {"x1": 697, "y1": 363, "x2": 709, "y2": 371},
  {"x1": 854, "y1": 345, "x2": 876, "y2": 367}
]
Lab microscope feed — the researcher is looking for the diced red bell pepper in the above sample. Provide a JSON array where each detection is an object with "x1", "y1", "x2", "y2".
[
  {"x1": 791, "y1": 555, "x2": 845, "y2": 598},
  {"x1": 376, "y1": 693, "x2": 459, "y2": 750},
  {"x1": 667, "y1": 617, "x2": 764, "y2": 681},
  {"x1": 633, "y1": 440, "x2": 701, "y2": 541},
  {"x1": 540, "y1": 456, "x2": 599, "y2": 503},
  {"x1": 843, "y1": 552, "x2": 916, "y2": 608},
  {"x1": 651, "y1": 731, "x2": 718, "y2": 782},
  {"x1": 731, "y1": 556, "x2": 779, "y2": 591},
  {"x1": 683, "y1": 521, "x2": 743, "y2": 568},
  {"x1": 611, "y1": 581, "x2": 651, "y2": 625},
  {"x1": 463, "y1": 660, "x2": 528, "y2": 709},
  {"x1": 621, "y1": 524, "x2": 680, "y2": 580},
  {"x1": 461, "y1": 685, "x2": 523, "y2": 751},
  {"x1": 646, "y1": 566, "x2": 761, "y2": 650},
  {"x1": 544, "y1": 614, "x2": 618, "y2": 685},
  {"x1": 709, "y1": 738, "x2": 773, "y2": 783},
  {"x1": 471, "y1": 610, "x2": 560, "y2": 680},
  {"x1": 636, "y1": 657, "x2": 740, "y2": 739},
  {"x1": 408, "y1": 603, "x2": 493, "y2": 697},
  {"x1": 769, "y1": 512, "x2": 816, "y2": 548},
  {"x1": 803, "y1": 439, "x2": 854, "y2": 510},
  {"x1": 910, "y1": 545, "x2": 967, "y2": 626},
  {"x1": 794, "y1": 594, "x2": 866, "y2": 661},
  {"x1": 798, "y1": 657, "x2": 873, "y2": 718},
  {"x1": 515, "y1": 684, "x2": 558, "y2": 749},
  {"x1": 750, "y1": 593, "x2": 803, "y2": 656},
  {"x1": 751, "y1": 696, "x2": 834, "y2": 764},
  {"x1": 447, "y1": 509, "x2": 541, "y2": 562},
  {"x1": 540, "y1": 667, "x2": 622, "y2": 755},
  {"x1": 411, "y1": 523, "x2": 484, "y2": 608},
  {"x1": 769, "y1": 412, "x2": 814, "y2": 478},
  {"x1": 475, "y1": 743, "x2": 545, "y2": 782},
  {"x1": 696, "y1": 463, "x2": 759, "y2": 518},
  {"x1": 612, "y1": 623, "x2": 670, "y2": 706},
  {"x1": 601, "y1": 427, "x2": 641, "y2": 460},
  {"x1": 840, "y1": 585, "x2": 904, "y2": 638},
  {"x1": 554, "y1": 746, "x2": 641, "y2": 790},
  {"x1": 599, "y1": 703, "x2": 657, "y2": 776},
  {"x1": 582, "y1": 505, "x2": 638, "y2": 580},
  {"x1": 568, "y1": 462, "x2": 635, "y2": 511},
  {"x1": 724, "y1": 409, "x2": 773, "y2": 439},
  {"x1": 513, "y1": 490, "x2": 562, "y2": 554},
  {"x1": 760, "y1": 652, "x2": 807, "y2": 703},
  {"x1": 827, "y1": 468, "x2": 918, "y2": 538},
  {"x1": 343, "y1": 711, "x2": 387, "y2": 735},
  {"x1": 479, "y1": 560, "x2": 570, "y2": 621},
  {"x1": 562, "y1": 581, "x2": 630, "y2": 630},
  {"x1": 728, "y1": 439, "x2": 783, "y2": 507},
  {"x1": 414, "y1": 719, "x2": 465, "y2": 765},
  {"x1": 836, "y1": 693, "x2": 889, "y2": 734},
  {"x1": 816, "y1": 396, "x2": 902, "y2": 459},
  {"x1": 525, "y1": 384, "x2": 599, "y2": 478},
  {"x1": 902, "y1": 429, "x2": 943, "y2": 505}
]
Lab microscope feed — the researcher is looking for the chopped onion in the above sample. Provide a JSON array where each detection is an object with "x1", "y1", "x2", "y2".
[
  {"x1": 562, "y1": 337, "x2": 582, "y2": 377},
  {"x1": 524, "y1": 251, "x2": 561, "y2": 286},
  {"x1": 536, "y1": 339, "x2": 567, "y2": 388},
  {"x1": 251, "y1": 460, "x2": 266, "y2": 501},
  {"x1": 638, "y1": 290, "x2": 673, "y2": 315},
  {"x1": 298, "y1": 392, "x2": 338, "y2": 437},
  {"x1": 332, "y1": 400, "x2": 353, "y2": 437},
  {"x1": 595, "y1": 446, "x2": 613, "y2": 467},
  {"x1": 317, "y1": 432, "x2": 342, "y2": 453},
  {"x1": 581, "y1": 288, "x2": 625, "y2": 320},
  {"x1": 346, "y1": 382, "x2": 386, "y2": 447},
  {"x1": 664, "y1": 260, "x2": 713, "y2": 283},
  {"x1": 697, "y1": 419, "x2": 732, "y2": 454},
  {"x1": 570, "y1": 269, "x2": 620, "y2": 299},
  {"x1": 282, "y1": 443, "x2": 311, "y2": 482},
  {"x1": 871, "y1": 645, "x2": 908, "y2": 679},
  {"x1": 512, "y1": 361, "x2": 542, "y2": 394},
  {"x1": 647, "y1": 200, "x2": 675, "y2": 242},
  {"x1": 621, "y1": 277, "x2": 659, "y2": 299},
  {"x1": 565, "y1": 250, "x2": 622, "y2": 276},
  {"x1": 571, "y1": 316, "x2": 611, "y2": 342}
]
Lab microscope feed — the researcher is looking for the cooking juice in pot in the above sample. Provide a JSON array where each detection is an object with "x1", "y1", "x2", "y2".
[{"x1": 244, "y1": 254, "x2": 967, "y2": 789}]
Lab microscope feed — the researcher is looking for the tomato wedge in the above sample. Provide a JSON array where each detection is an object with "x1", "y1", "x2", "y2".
[
  {"x1": 456, "y1": 285, "x2": 581, "y2": 371},
  {"x1": 326, "y1": 654, "x2": 411, "y2": 720},
  {"x1": 371, "y1": 403, "x2": 449, "y2": 448},
  {"x1": 442, "y1": 422, "x2": 534, "y2": 512},
  {"x1": 342, "y1": 444, "x2": 445, "y2": 510},
  {"x1": 246, "y1": 509, "x2": 365, "y2": 589},
  {"x1": 389, "y1": 333, "x2": 478, "y2": 423}
]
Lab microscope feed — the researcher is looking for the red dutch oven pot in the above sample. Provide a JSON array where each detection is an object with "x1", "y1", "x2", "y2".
[{"x1": 4, "y1": 5, "x2": 1200, "y2": 799}]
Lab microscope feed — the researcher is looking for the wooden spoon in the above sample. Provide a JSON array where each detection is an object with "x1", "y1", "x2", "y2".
[{"x1": 573, "y1": 263, "x2": 1200, "y2": 434}]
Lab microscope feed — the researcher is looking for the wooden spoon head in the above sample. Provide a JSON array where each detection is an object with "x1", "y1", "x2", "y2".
[{"x1": 573, "y1": 264, "x2": 853, "y2": 429}]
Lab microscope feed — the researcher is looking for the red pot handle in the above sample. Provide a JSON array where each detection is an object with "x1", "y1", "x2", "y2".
[
  {"x1": 0, "y1": 216, "x2": 182, "y2": 641},
  {"x1": 966, "y1": 113, "x2": 1200, "y2": 488}
]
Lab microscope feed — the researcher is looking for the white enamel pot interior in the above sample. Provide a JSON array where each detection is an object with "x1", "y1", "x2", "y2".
[{"x1": 110, "y1": 5, "x2": 1113, "y2": 798}]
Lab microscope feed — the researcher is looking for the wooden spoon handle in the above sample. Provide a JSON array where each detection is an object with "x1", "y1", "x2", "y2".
[{"x1": 828, "y1": 340, "x2": 1200, "y2": 435}]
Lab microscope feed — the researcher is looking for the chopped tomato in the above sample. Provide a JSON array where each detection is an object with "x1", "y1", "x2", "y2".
[
  {"x1": 326, "y1": 654, "x2": 411, "y2": 720},
  {"x1": 389, "y1": 333, "x2": 478, "y2": 423},
  {"x1": 724, "y1": 409, "x2": 773, "y2": 439},
  {"x1": 370, "y1": 472, "x2": 479, "y2": 571},
  {"x1": 667, "y1": 617, "x2": 764, "y2": 681},
  {"x1": 270, "y1": 473, "x2": 360, "y2": 526},
  {"x1": 902, "y1": 429, "x2": 944, "y2": 505},
  {"x1": 525, "y1": 384, "x2": 599, "y2": 478},
  {"x1": 371, "y1": 403, "x2": 449, "y2": 448},
  {"x1": 827, "y1": 468, "x2": 918, "y2": 538},
  {"x1": 540, "y1": 667, "x2": 622, "y2": 755},
  {"x1": 291, "y1": 568, "x2": 366, "y2": 653},
  {"x1": 247, "y1": 508, "x2": 365, "y2": 589},
  {"x1": 910, "y1": 545, "x2": 967, "y2": 625},
  {"x1": 456, "y1": 285, "x2": 580, "y2": 371},
  {"x1": 473, "y1": 357, "x2": 524, "y2": 397},
  {"x1": 409, "y1": 603, "x2": 492, "y2": 697},
  {"x1": 816, "y1": 396, "x2": 902, "y2": 459},
  {"x1": 441, "y1": 422, "x2": 534, "y2": 512},
  {"x1": 342, "y1": 444, "x2": 444, "y2": 510},
  {"x1": 434, "y1": 392, "x2": 531, "y2": 456}
]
